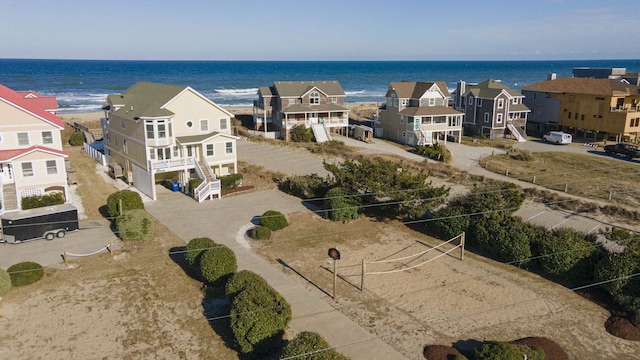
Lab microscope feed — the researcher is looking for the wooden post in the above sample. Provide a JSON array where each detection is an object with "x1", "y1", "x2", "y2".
[
  {"x1": 608, "y1": 191, "x2": 612, "y2": 201},
  {"x1": 361, "y1": 258, "x2": 366, "y2": 291},
  {"x1": 108, "y1": 243, "x2": 114, "y2": 256},
  {"x1": 460, "y1": 232, "x2": 465, "y2": 261},
  {"x1": 532, "y1": 176, "x2": 536, "y2": 184},
  {"x1": 333, "y1": 259, "x2": 337, "y2": 301},
  {"x1": 63, "y1": 252, "x2": 68, "y2": 265},
  {"x1": 564, "y1": 183, "x2": 568, "y2": 192},
  {"x1": 505, "y1": 169, "x2": 509, "y2": 176}
]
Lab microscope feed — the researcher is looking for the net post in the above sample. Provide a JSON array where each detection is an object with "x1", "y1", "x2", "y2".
[
  {"x1": 460, "y1": 232, "x2": 465, "y2": 261},
  {"x1": 63, "y1": 252, "x2": 68, "y2": 265},
  {"x1": 108, "y1": 243, "x2": 114, "y2": 256},
  {"x1": 361, "y1": 258, "x2": 366, "y2": 291}
]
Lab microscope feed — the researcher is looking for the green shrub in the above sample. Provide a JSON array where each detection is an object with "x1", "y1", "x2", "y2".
[
  {"x1": 0, "y1": 269, "x2": 11, "y2": 295},
  {"x1": 429, "y1": 204, "x2": 469, "y2": 240},
  {"x1": 473, "y1": 341, "x2": 522, "y2": 360},
  {"x1": 630, "y1": 297, "x2": 640, "y2": 327},
  {"x1": 250, "y1": 225, "x2": 272, "y2": 240},
  {"x1": 200, "y1": 245, "x2": 237, "y2": 286},
  {"x1": 414, "y1": 143, "x2": 452, "y2": 163},
  {"x1": 225, "y1": 270, "x2": 269, "y2": 301},
  {"x1": 7, "y1": 262, "x2": 44, "y2": 287},
  {"x1": 260, "y1": 210, "x2": 289, "y2": 231},
  {"x1": 594, "y1": 251, "x2": 640, "y2": 296},
  {"x1": 116, "y1": 209, "x2": 155, "y2": 241},
  {"x1": 221, "y1": 173, "x2": 243, "y2": 189},
  {"x1": 107, "y1": 189, "x2": 144, "y2": 218},
  {"x1": 290, "y1": 124, "x2": 313, "y2": 142},
  {"x1": 324, "y1": 186, "x2": 362, "y2": 221},
  {"x1": 278, "y1": 174, "x2": 330, "y2": 199},
  {"x1": 185, "y1": 237, "x2": 216, "y2": 269},
  {"x1": 231, "y1": 284, "x2": 291, "y2": 356},
  {"x1": 21, "y1": 192, "x2": 65, "y2": 210},
  {"x1": 281, "y1": 331, "x2": 349, "y2": 360},
  {"x1": 189, "y1": 178, "x2": 204, "y2": 194},
  {"x1": 536, "y1": 228, "x2": 601, "y2": 283},
  {"x1": 69, "y1": 132, "x2": 84, "y2": 146}
]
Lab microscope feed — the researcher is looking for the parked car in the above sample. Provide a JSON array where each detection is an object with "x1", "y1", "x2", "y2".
[
  {"x1": 543, "y1": 131, "x2": 572, "y2": 145},
  {"x1": 604, "y1": 143, "x2": 640, "y2": 159}
]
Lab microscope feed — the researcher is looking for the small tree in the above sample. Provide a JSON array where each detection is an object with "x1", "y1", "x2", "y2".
[
  {"x1": 323, "y1": 186, "x2": 362, "y2": 221},
  {"x1": 116, "y1": 209, "x2": 155, "y2": 241},
  {"x1": 8, "y1": 262, "x2": 44, "y2": 287},
  {"x1": 250, "y1": 225, "x2": 272, "y2": 240},
  {"x1": 107, "y1": 189, "x2": 144, "y2": 218},
  {"x1": 231, "y1": 284, "x2": 291, "y2": 356},
  {"x1": 281, "y1": 331, "x2": 349, "y2": 360},
  {"x1": 185, "y1": 237, "x2": 216, "y2": 269},
  {"x1": 536, "y1": 228, "x2": 601, "y2": 283},
  {"x1": 0, "y1": 268, "x2": 11, "y2": 296},
  {"x1": 69, "y1": 132, "x2": 84, "y2": 146},
  {"x1": 200, "y1": 245, "x2": 237, "y2": 286},
  {"x1": 260, "y1": 210, "x2": 289, "y2": 231},
  {"x1": 290, "y1": 124, "x2": 313, "y2": 142},
  {"x1": 224, "y1": 270, "x2": 269, "y2": 301}
]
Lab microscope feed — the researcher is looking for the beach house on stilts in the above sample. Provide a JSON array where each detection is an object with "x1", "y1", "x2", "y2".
[{"x1": 102, "y1": 81, "x2": 238, "y2": 201}]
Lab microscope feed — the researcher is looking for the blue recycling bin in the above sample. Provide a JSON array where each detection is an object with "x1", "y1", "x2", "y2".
[{"x1": 171, "y1": 181, "x2": 179, "y2": 192}]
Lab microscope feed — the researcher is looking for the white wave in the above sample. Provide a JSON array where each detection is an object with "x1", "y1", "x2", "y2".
[
  {"x1": 213, "y1": 88, "x2": 258, "y2": 96},
  {"x1": 345, "y1": 90, "x2": 366, "y2": 95}
]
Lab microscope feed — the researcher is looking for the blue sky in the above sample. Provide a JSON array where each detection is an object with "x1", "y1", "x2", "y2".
[{"x1": 1, "y1": 0, "x2": 639, "y2": 60}]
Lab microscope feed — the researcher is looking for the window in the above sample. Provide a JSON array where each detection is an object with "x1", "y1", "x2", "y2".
[
  {"x1": 200, "y1": 119, "x2": 209, "y2": 132},
  {"x1": 42, "y1": 131, "x2": 53, "y2": 144},
  {"x1": 123, "y1": 139, "x2": 127, "y2": 154},
  {"x1": 206, "y1": 144, "x2": 215, "y2": 156},
  {"x1": 220, "y1": 118, "x2": 228, "y2": 130},
  {"x1": 18, "y1": 132, "x2": 29, "y2": 146},
  {"x1": 575, "y1": 113, "x2": 579, "y2": 120},
  {"x1": 331, "y1": 97, "x2": 337, "y2": 103},
  {"x1": 46, "y1": 160, "x2": 57, "y2": 175},
  {"x1": 121, "y1": 119, "x2": 125, "y2": 128},
  {"x1": 581, "y1": 114, "x2": 585, "y2": 121},
  {"x1": 146, "y1": 124, "x2": 154, "y2": 139},
  {"x1": 288, "y1": 98, "x2": 295, "y2": 105},
  {"x1": 497, "y1": 113, "x2": 503, "y2": 123},
  {"x1": 497, "y1": 98, "x2": 504, "y2": 109},
  {"x1": 225, "y1": 142, "x2": 233, "y2": 154},
  {"x1": 429, "y1": 98, "x2": 435, "y2": 106},
  {"x1": 595, "y1": 97, "x2": 605, "y2": 101},
  {"x1": 310, "y1": 92, "x2": 319, "y2": 104},
  {"x1": 114, "y1": 136, "x2": 118, "y2": 147},
  {"x1": 568, "y1": 112, "x2": 572, "y2": 119},
  {"x1": 401, "y1": 99, "x2": 409, "y2": 106},
  {"x1": 513, "y1": 98, "x2": 518, "y2": 105},
  {"x1": 468, "y1": 96, "x2": 473, "y2": 105},
  {"x1": 158, "y1": 124, "x2": 166, "y2": 138},
  {"x1": 149, "y1": 149, "x2": 155, "y2": 160},
  {"x1": 484, "y1": 113, "x2": 490, "y2": 123},
  {"x1": 173, "y1": 146, "x2": 179, "y2": 157},
  {"x1": 477, "y1": 98, "x2": 482, "y2": 107},
  {"x1": 21, "y1": 162, "x2": 33, "y2": 177}
]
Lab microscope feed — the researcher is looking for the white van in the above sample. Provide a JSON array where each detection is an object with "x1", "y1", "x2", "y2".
[{"x1": 543, "y1": 131, "x2": 572, "y2": 145}]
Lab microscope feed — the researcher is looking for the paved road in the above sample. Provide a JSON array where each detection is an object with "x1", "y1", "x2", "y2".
[{"x1": 146, "y1": 188, "x2": 407, "y2": 360}]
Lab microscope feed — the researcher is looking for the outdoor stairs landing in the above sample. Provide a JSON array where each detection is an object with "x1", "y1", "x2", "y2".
[
  {"x1": 2, "y1": 183, "x2": 18, "y2": 212},
  {"x1": 197, "y1": 160, "x2": 214, "y2": 182},
  {"x1": 507, "y1": 122, "x2": 527, "y2": 142},
  {"x1": 311, "y1": 123, "x2": 332, "y2": 143}
]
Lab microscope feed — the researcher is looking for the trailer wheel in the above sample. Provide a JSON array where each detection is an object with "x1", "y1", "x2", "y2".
[
  {"x1": 45, "y1": 232, "x2": 55, "y2": 241},
  {"x1": 56, "y1": 230, "x2": 66, "y2": 238}
]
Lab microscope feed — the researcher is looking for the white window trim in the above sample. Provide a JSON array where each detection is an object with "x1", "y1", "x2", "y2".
[
  {"x1": 310, "y1": 92, "x2": 320, "y2": 104},
  {"x1": 18, "y1": 132, "x2": 29, "y2": 146},
  {"x1": 200, "y1": 119, "x2": 209, "y2": 132},
  {"x1": 477, "y1": 98, "x2": 482, "y2": 107},
  {"x1": 206, "y1": 144, "x2": 215, "y2": 157},
  {"x1": 225, "y1": 142, "x2": 234, "y2": 154},
  {"x1": 46, "y1": 160, "x2": 57, "y2": 175},
  {"x1": 220, "y1": 118, "x2": 228, "y2": 131},
  {"x1": 21, "y1": 162, "x2": 34, "y2": 177},
  {"x1": 484, "y1": 113, "x2": 490, "y2": 123},
  {"x1": 497, "y1": 113, "x2": 503, "y2": 124},
  {"x1": 42, "y1": 131, "x2": 54, "y2": 145},
  {"x1": 498, "y1": 98, "x2": 504, "y2": 109}
]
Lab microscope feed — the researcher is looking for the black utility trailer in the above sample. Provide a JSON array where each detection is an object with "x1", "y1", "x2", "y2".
[{"x1": 1, "y1": 204, "x2": 79, "y2": 244}]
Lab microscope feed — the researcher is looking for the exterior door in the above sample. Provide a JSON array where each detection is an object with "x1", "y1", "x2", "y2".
[
  {"x1": 186, "y1": 145, "x2": 199, "y2": 161},
  {"x1": 0, "y1": 163, "x2": 13, "y2": 183}
]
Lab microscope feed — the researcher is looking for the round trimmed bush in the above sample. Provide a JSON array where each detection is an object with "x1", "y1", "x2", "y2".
[
  {"x1": 474, "y1": 341, "x2": 523, "y2": 360},
  {"x1": 69, "y1": 132, "x2": 84, "y2": 146},
  {"x1": 225, "y1": 270, "x2": 269, "y2": 300},
  {"x1": 8, "y1": 262, "x2": 44, "y2": 287},
  {"x1": 230, "y1": 284, "x2": 291, "y2": 356},
  {"x1": 116, "y1": 209, "x2": 155, "y2": 241},
  {"x1": 250, "y1": 225, "x2": 271, "y2": 240},
  {"x1": 185, "y1": 237, "x2": 216, "y2": 269},
  {"x1": 0, "y1": 269, "x2": 11, "y2": 295},
  {"x1": 281, "y1": 331, "x2": 349, "y2": 360},
  {"x1": 200, "y1": 245, "x2": 237, "y2": 286},
  {"x1": 259, "y1": 210, "x2": 288, "y2": 231},
  {"x1": 107, "y1": 189, "x2": 144, "y2": 218}
]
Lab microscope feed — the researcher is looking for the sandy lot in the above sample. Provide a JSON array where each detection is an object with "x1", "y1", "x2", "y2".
[{"x1": 256, "y1": 212, "x2": 640, "y2": 359}]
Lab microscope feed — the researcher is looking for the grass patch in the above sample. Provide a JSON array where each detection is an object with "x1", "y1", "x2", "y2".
[
  {"x1": 483, "y1": 152, "x2": 640, "y2": 207},
  {"x1": 461, "y1": 135, "x2": 515, "y2": 149}
]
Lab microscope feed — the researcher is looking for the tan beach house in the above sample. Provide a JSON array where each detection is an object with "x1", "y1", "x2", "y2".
[
  {"x1": 454, "y1": 79, "x2": 529, "y2": 141},
  {"x1": 522, "y1": 77, "x2": 640, "y2": 142},
  {"x1": 377, "y1": 81, "x2": 463, "y2": 146},
  {"x1": 253, "y1": 81, "x2": 350, "y2": 141},
  {"x1": 0, "y1": 84, "x2": 69, "y2": 213},
  {"x1": 102, "y1": 81, "x2": 238, "y2": 201}
]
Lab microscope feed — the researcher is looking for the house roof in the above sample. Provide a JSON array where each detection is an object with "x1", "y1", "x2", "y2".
[
  {"x1": 522, "y1": 78, "x2": 640, "y2": 96},
  {"x1": 0, "y1": 84, "x2": 64, "y2": 129},
  {"x1": 0, "y1": 145, "x2": 68, "y2": 161},
  {"x1": 176, "y1": 131, "x2": 238, "y2": 144},
  {"x1": 273, "y1": 81, "x2": 345, "y2": 97},
  {"x1": 107, "y1": 82, "x2": 186, "y2": 120},
  {"x1": 466, "y1": 79, "x2": 522, "y2": 99},
  {"x1": 258, "y1": 86, "x2": 274, "y2": 97},
  {"x1": 282, "y1": 103, "x2": 349, "y2": 113},
  {"x1": 399, "y1": 106, "x2": 462, "y2": 117},
  {"x1": 388, "y1": 81, "x2": 450, "y2": 99},
  {"x1": 15, "y1": 91, "x2": 59, "y2": 111}
]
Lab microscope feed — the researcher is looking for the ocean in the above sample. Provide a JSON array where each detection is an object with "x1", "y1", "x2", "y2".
[{"x1": 1, "y1": 59, "x2": 639, "y2": 113}]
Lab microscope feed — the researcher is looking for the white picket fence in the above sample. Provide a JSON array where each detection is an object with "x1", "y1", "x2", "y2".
[{"x1": 83, "y1": 143, "x2": 107, "y2": 166}]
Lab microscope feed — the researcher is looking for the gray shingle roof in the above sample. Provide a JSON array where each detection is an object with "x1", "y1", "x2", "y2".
[
  {"x1": 107, "y1": 81, "x2": 187, "y2": 120},
  {"x1": 399, "y1": 106, "x2": 462, "y2": 116},
  {"x1": 522, "y1": 77, "x2": 640, "y2": 96},
  {"x1": 466, "y1": 79, "x2": 522, "y2": 99},
  {"x1": 387, "y1": 81, "x2": 450, "y2": 99},
  {"x1": 273, "y1": 81, "x2": 345, "y2": 97},
  {"x1": 176, "y1": 131, "x2": 221, "y2": 144}
]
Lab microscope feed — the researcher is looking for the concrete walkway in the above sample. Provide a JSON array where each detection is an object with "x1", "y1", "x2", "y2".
[{"x1": 145, "y1": 188, "x2": 407, "y2": 360}]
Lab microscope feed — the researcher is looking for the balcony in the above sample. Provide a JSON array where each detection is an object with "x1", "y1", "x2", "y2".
[
  {"x1": 284, "y1": 116, "x2": 348, "y2": 129},
  {"x1": 149, "y1": 157, "x2": 195, "y2": 173},
  {"x1": 610, "y1": 106, "x2": 640, "y2": 113}
]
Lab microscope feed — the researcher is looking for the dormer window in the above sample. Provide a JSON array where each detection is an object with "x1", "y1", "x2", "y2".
[{"x1": 310, "y1": 92, "x2": 319, "y2": 104}]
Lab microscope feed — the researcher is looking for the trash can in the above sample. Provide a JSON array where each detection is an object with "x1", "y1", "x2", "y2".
[{"x1": 171, "y1": 181, "x2": 179, "y2": 192}]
